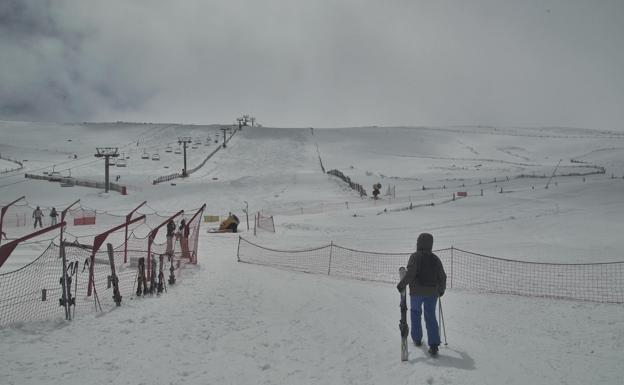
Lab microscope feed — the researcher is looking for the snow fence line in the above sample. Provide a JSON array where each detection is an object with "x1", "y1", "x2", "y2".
[
  {"x1": 0, "y1": 154, "x2": 24, "y2": 174},
  {"x1": 0, "y1": 205, "x2": 206, "y2": 327},
  {"x1": 24, "y1": 173, "x2": 128, "y2": 195},
  {"x1": 326, "y1": 169, "x2": 367, "y2": 197},
  {"x1": 236, "y1": 237, "x2": 624, "y2": 304},
  {"x1": 264, "y1": 163, "x2": 611, "y2": 218}
]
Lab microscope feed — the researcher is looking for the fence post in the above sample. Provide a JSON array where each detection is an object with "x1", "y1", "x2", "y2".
[
  {"x1": 450, "y1": 246, "x2": 454, "y2": 289},
  {"x1": 237, "y1": 236, "x2": 241, "y2": 262},
  {"x1": 327, "y1": 241, "x2": 333, "y2": 275}
]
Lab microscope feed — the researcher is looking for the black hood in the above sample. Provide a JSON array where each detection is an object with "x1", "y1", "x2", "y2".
[{"x1": 416, "y1": 233, "x2": 433, "y2": 251}]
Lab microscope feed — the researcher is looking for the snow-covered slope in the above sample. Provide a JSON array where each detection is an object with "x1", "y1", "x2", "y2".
[{"x1": 1, "y1": 121, "x2": 623, "y2": 385}]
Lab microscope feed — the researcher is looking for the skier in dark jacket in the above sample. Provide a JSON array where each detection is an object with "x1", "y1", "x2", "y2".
[
  {"x1": 49, "y1": 207, "x2": 58, "y2": 226},
  {"x1": 166, "y1": 219, "x2": 176, "y2": 237},
  {"x1": 397, "y1": 233, "x2": 447, "y2": 356},
  {"x1": 177, "y1": 218, "x2": 186, "y2": 239},
  {"x1": 166, "y1": 219, "x2": 176, "y2": 256},
  {"x1": 32, "y1": 206, "x2": 43, "y2": 228}
]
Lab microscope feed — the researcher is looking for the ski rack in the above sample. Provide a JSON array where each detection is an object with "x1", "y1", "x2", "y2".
[
  {"x1": 182, "y1": 204, "x2": 205, "y2": 263},
  {"x1": 87, "y1": 215, "x2": 146, "y2": 297},
  {"x1": 106, "y1": 243, "x2": 122, "y2": 306},
  {"x1": 146, "y1": 210, "x2": 184, "y2": 279}
]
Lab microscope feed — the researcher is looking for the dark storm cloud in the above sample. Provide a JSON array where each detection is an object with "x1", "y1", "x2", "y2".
[
  {"x1": 0, "y1": 0, "x2": 154, "y2": 121},
  {"x1": 1, "y1": 0, "x2": 623, "y2": 130}
]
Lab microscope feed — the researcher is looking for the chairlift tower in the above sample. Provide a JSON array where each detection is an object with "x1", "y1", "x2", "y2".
[
  {"x1": 94, "y1": 147, "x2": 119, "y2": 193},
  {"x1": 178, "y1": 137, "x2": 192, "y2": 177}
]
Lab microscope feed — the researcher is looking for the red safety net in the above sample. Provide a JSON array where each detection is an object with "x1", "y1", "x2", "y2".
[
  {"x1": 0, "y1": 205, "x2": 205, "y2": 326},
  {"x1": 256, "y1": 212, "x2": 275, "y2": 234}
]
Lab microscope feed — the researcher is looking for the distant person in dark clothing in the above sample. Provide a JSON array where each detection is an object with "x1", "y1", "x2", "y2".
[
  {"x1": 49, "y1": 207, "x2": 58, "y2": 225},
  {"x1": 372, "y1": 183, "x2": 381, "y2": 199},
  {"x1": 397, "y1": 233, "x2": 447, "y2": 356},
  {"x1": 166, "y1": 219, "x2": 176, "y2": 256},
  {"x1": 33, "y1": 206, "x2": 43, "y2": 228},
  {"x1": 176, "y1": 218, "x2": 187, "y2": 241}
]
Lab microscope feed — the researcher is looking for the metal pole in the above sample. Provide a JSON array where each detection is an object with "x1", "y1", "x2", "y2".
[
  {"x1": 253, "y1": 212, "x2": 257, "y2": 236},
  {"x1": 450, "y1": 246, "x2": 454, "y2": 289},
  {"x1": 183, "y1": 143, "x2": 187, "y2": 177},
  {"x1": 60, "y1": 199, "x2": 80, "y2": 249},
  {"x1": 178, "y1": 137, "x2": 191, "y2": 177},
  {"x1": 244, "y1": 201, "x2": 249, "y2": 230},
  {"x1": 104, "y1": 155, "x2": 110, "y2": 193},
  {"x1": 327, "y1": 241, "x2": 333, "y2": 275},
  {"x1": 236, "y1": 236, "x2": 241, "y2": 262}
]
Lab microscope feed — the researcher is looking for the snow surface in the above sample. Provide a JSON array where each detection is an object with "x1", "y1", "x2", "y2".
[{"x1": 1, "y1": 121, "x2": 623, "y2": 384}]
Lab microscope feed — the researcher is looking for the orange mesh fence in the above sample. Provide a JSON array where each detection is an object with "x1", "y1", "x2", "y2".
[
  {"x1": 237, "y1": 238, "x2": 624, "y2": 304},
  {"x1": 256, "y1": 212, "x2": 275, "y2": 233}
]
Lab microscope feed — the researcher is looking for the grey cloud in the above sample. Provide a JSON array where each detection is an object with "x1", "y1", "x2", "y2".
[{"x1": 1, "y1": 0, "x2": 623, "y2": 130}]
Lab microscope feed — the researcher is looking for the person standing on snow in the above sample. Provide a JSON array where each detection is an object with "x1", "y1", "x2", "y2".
[
  {"x1": 396, "y1": 233, "x2": 447, "y2": 356},
  {"x1": 176, "y1": 218, "x2": 186, "y2": 239},
  {"x1": 166, "y1": 219, "x2": 176, "y2": 256},
  {"x1": 33, "y1": 206, "x2": 44, "y2": 228},
  {"x1": 49, "y1": 207, "x2": 58, "y2": 226}
]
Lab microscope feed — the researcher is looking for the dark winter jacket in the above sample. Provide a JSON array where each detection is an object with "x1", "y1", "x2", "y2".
[
  {"x1": 397, "y1": 233, "x2": 447, "y2": 297},
  {"x1": 166, "y1": 220, "x2": 176, "y2": 237}
]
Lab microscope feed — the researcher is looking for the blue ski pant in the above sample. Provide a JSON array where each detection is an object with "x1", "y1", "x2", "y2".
[{"x1": 410, "y1": 295, "x2": 440, "y2": 347}]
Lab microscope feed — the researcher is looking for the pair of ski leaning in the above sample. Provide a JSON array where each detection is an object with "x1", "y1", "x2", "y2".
[{"x1": 397, "y1": 233, "x2": 447, "y2": 359}]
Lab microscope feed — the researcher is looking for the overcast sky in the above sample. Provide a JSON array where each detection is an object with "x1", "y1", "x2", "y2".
[{"x1": 1, "y1": 0, "x2": 623, "y2": 130}]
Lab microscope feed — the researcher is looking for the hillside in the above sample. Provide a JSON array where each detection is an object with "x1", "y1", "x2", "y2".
[{"x1": 1, "y1": 122, "x2": 623, "y2": 385}]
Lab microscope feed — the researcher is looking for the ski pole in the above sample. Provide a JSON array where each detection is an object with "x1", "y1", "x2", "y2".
[{"x1": 439, "y1": 297, "x2": 448, "y2": 346}]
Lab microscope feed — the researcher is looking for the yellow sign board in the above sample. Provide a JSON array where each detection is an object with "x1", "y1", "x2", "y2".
[{"x1": 204, "y1": 215, "x2": 220, "y2": 223}]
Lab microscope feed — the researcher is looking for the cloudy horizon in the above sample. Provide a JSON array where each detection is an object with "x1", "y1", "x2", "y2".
[{"x1": 1, "y1": 0, "x2": 623, "y2": 130}]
